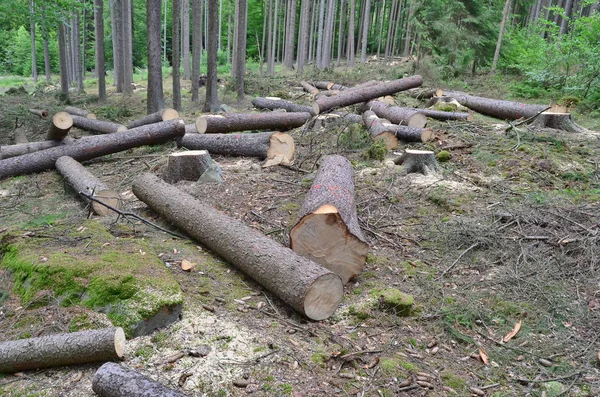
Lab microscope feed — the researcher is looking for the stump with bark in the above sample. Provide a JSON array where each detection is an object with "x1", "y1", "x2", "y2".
[
  {"x1": 163, "y1": 150, "x2": 213, "y2": 183},
  {"x1": 362, "y1": 110, "x2": 398, "y2": 150},
  {"x1": 0, "y1": 139, "x2": 75, "y2": 160},
  {"x1": 133, "y1": 173, "x2": 344, "y2": 320},
  {"x1": 29, "y1": 108, "x2": 49, "y2": 119},
  {"x1": 127, "y1": 108, "x2": 180, "y2": 129},
  {"x1": 395, "y1": 149, "x2": 440, "y2": 175},
  {"x1": 195, "y1": 112, "x2": 311, "y2": 134},
  {"x1": 47, "y1": 112, "x2": 74, "y2": 140},
  {"x1": 92, "y1": 362, "x2": 187, "y2": 397},
  {"x1": 531, "y1": 111, "x2": 589, "y2": 133},
  {"x1": 71, "y1": 115, "x2": 127, "y2": 134},
  {"x1": 55, "y1": 156, "x2": 121, "y2": 216},
  {"x1": 382, "y1": 123, "x2": 435, "y2": 142},
  {"x1": 366, "y1": 101, "x2": 428, "y2": 128},
  {"x1": 0, "y1": 327, "x2": 125, "y2": 373},
  {"x1": 252, "y1": 97, "x2": 315, "y2": 115},
  {"x1": 65, "y1": 106, "x2": 97, "y2": 119},
  {"x1": 301, "y1": 81, "x2": 320, "y2": 96},
  {"x1": 290, "y1": 155, "x2": 368, "y2": 284}
]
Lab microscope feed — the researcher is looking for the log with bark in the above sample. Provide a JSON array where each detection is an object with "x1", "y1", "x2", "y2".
[
  {"x1": 132, "y1": 173, "x2": 343, "y2": 320},
  {"x1": 71, "y1": 114, "x2": 127, "y2": 134},
  {"x1": 47, "y1": 111, "x2": 74, "y2": 140},
  {"x1": 56, "y1": 155, "x2": 121, "y2": 216},
  {"x1": 290, "y1": 155, "x2": 368, "y2": 284},
  {"x1": 366, "y1": 101, "x2": 428, "y2": 128},
  {"x1": 65, "y1": 106, "x2": 97, "y2": 119},
  {"x1": 29, "y1": 108, "x2": 49, "y2": 119},
  {"x1": 252, "y1": 97, "x2": 315, "y2": 115},
  {"x1": 383, "y1": 123, "x2": 435, "y2": 142},
  {"x1": 439, "y1": 91, "x2": 548, "y2": 120},
  {"x1": 300, "y1": 81, "x2": 320, "y2": 96},
  {"x1": 407, "y1": 88, "x2": 443, "y2": 99},
  {"x1": 313, "y1": 75, "x2": 423, "y2": 115},
  {"x1": 0, "y1": 119, "x2": 185, "y2": 180},
  {"x1": 314, "y1": 81, "x2": 338, "y2": 90},
  {"x1": 195, "y1": 112, "x2": 311, "y2": 134},
  {"x1": 0, "y1": 138, "x2": 75, "y2": 160},
  {"x1": 532, "y1": 111, "x2": 589, "y2": 133},
  {"x1": 185, "y1": 123, "x2": 197, "y2": 133},
  {"x1": 362, "y1": 110, "x2": 398, "y2": 149},
  {"x1": 394, "y1": 149, "x2": 440, "y2": 175},
  {"x1": 92, "y1": 362, "x2": 187, "y2": 397},
  {"x1": 127, "y1": 108, "x2": 180, "y2": 129},
  {"x1": 163, "y1": 150, "x2": 213, "y2": 183},
  {"x1": 410, "y1": 108, "x2": 473, "y2": 121},
  {"x1": 0, "y1": 327, "x2": 125, "y2": 373}
]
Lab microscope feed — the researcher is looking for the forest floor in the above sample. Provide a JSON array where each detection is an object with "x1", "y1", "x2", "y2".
[{"x1": 1, "y1": 62, "x2": 600, "y2": 397}]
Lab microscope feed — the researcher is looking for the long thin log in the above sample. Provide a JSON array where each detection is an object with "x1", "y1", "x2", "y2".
[
  {"x1": 29, "y1": 108, "x2": 49, "y2": 119},
  {"x1": 65, "y1": 106, "x2": 96, "y2": 119},
  {"x1": 314, "y1": 81, "x2": 336, "y2": 90},
  {"x1": 382, "y1": 122, "x2": 435, "y2": 142},
  {"x1": 440, "y1": 90, "x2": 548, "y2": 120},
  {"x1": 301, "y1": 81, "x2": 320, "y2": 96},
  {"x1": 195, "y1": 112, "x2": 311, "y2": 134},
  {"x1": 0, "y1": 327, "x2": 125, "y2": 373},
  {"x1": 132, "y1": 173, "x2": 344, "y2": 320},
  {"x1": 362, "y1": 110, "x2": 398, "y2": 149},
  {"x1": 0, "y1": 119, "x2": 185, "y2": 180},
  {"x1": 366, "y1": 101, "x2": 428, "y2": 128},
  {"x1": 71, "y1": 114, "x2": 127, "y2": 134},
  {"x1": 410, "y1": 108, "x2": 473, "y2": 121},
  {"x1": 0, "y1": 139, "x2": 75, "y2": 160},
  {"x1": 47, "y1": 112, "x2": 73, "y2": 140},
  {"x1": 92, "y1": 362, "x2": 187, "y2": 397},
  {"x1": 252, "y1": 97, "x2": 315, "y2": 114},
  {"x1": 313, "y1": 75, "x2": 423, "y2": 115},
  {"x1": 127, "y1": 108, "x2": 180, "y2": 129}
]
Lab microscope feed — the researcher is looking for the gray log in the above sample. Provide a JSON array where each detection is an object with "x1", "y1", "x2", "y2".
[
  {"x1": 29, "y1": 108, "x2": 49, "y2": 118},
  {"x1": 252, "y1": 97, "x2": 315, "y2": 114},
  {"x1": 65, "y1": 106, "x2": 96, "y2": 119},
  {"x1": 366, "y1": 101, "x2": 428, "y2": 128},
  {"x1": 195, "y1": 112, "x2": 311, "y2": 134},
  {"x1": 409, "y1": 108, "x2": 473, "y2": 121},
  {"x1": 71, "y1": 114, "x2": 127, "y2": 134},
  {"x1": 127, "y1": 108, "x2": 180, "y2": 129},
  {"x1": 300, "y1": 81, "x2": 320, "y2": 96},
  {"x1": 380, "y1": 122, "x2": 435, "y2": 142},
  {"x1": 0, "y1": 139, "x2": 74, "y2": 160},
  {"x1": 441, "y1": 90, "x2": 548, "y2": 120}
]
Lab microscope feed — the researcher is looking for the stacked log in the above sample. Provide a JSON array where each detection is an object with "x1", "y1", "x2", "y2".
[
  {"x1": 366, "y1": 101, "x2": 428, "y2": 128},
  {"x1": 47, "y1": 111, "x2": 74, "y2": 140},
  {"x1": 65, "y1": 106, "x2": 96, "y2": 119},
  {"x1": 127, "y1": 108, "x2": 180, "y2": 129},
  {"x1": 362, "y1": 110, "x2": 398, "y2": 150},
  {"x1": 252, "y1": 97, "x2": 315, "y2": 114},
  {"x1": 71, "y1": 115, "x2": 127, "y2": 134},
  {"x1": 195, "y1": 112, "x2": 311, "y2": 134},
  {"x1": 300, "y1": 81, "x2": 320, "y2": 96}
]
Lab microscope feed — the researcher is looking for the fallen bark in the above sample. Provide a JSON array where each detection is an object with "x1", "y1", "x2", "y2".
[
  {"x1": 411, "y1": 108, "x2": 473, "y2": 121},
  {"x1": 133, "y1": 173, "x2": 343, "y2": 320},
  {"x1": 301, "y1": 81, "x2": 320, "y2": 96},
  {"x1": 195, "y1": 112, "x2": 311, "y2": 134},
  {"x1": 313, "y1": 75, "x2": 423, "y2": 115},
  {"x1": 0, "y1": 327, "x2": 125, "y2": 373},
  {"x1": 383, "y1": 123, "x2": 435, "y2": 142},
  {"x1": 366, "y1": 101, "x2": 428, "y2": 128},
  {"x1": 362, "y1": 110, "x2": 398, "y2": 149},
  {"x1": 252, "y1": 97, "x2": 315, "y2": 114},
  {"x1": 0, "y1": 139, "x2": 74, "y2": 160},
  {"x1": 532, "y1": 112, "x2": 589, "y2": 133},
  {"x1": 29, "y1": 108, "x2": 49, "y2": 119},
  {"x1": 290, "y1": 155, "x2": 368, "y2": 284},
  {"x1": 0, "y1": 119, "x2": 185, "y2": 180},
  {"x1": 164, "y1": 150, "x2": 213, "y2": 183},
  {"x1": 440, "y1": 91, "x2": 548, "y2": 120},
  {"x1": 92, "y1": 362, "x2": 187, "y2": 397},
  {"x1": 65, "y1": 106, "x2": 96, "y2": 119},
  {"x1": 47, "y1": 112, "x2": 74, "y2": 140},
  {"x1": 127, "y1": 108, "x2": 180, "y2": 129},
  {"x1": 71, "y1": 114, "x2": 127, "y2": 134}
]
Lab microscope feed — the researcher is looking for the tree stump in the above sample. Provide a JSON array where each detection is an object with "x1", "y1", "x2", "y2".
[
  {"x1": 362, "y1": 110, "x2": 398, "y2": 149},
  {"x1": 127, "y1": 108, "x2": 180, "y2": 129},
  {"x1": 367, "y1": 101, "x2": 428, "y2": 128},
  {"x1": 163, "y1": 150, "x2": 214, "y2": 183},
  {"x1": 71, "y1": 115, "x2": 127, "y2": 134},
  {"x1": 195, "y1": 112, "x2": 311, "y2": 134},
  {"x1": 92, "y1": 362, "x2": 187, "y2": 397},
  {"x1": 0, "y1": 327, "x2": 125, "y2": 373},
  {"x1": 133, "y1": 173, "x2": 344, "y2": 320},
  {"x1": 252, "y1": 97, "x2": 315, "y2": 115},
  {"x1": 29, "y1": 108, "x2": 49, "y2": 119},
  {"x1": 47, "y1": 111, "x2": 74, "y2": 140},
  {"x1": 65, "y1": 106, "x2": 97, "y2": 119},
  {"x1": 381, "y1": 123, "x2": 435, "y2": 142},
  {"x1": 532, "y1": 112, "x2": 589, "y2": 133},
  {"x1": 395, "y1": 149, "x2": 440, "y2": 175},
  {"x1": 290, "y1": 155, "x2": 368, "y2": 284}
]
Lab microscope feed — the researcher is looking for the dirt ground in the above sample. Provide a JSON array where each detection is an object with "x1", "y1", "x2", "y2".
[{"x1": 1, "y1": 69, "x2": 600, "y2": 397}]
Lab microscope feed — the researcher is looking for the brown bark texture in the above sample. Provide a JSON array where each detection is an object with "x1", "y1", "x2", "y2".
[
  {"x1": 410, "y1": 108, "x2": 473, "y2": 121},
  {"x1": 383, "y1": 123, "x2": 435, "y2": 142},
  {"x1": 163, "y1": 150, "x2": 213, "y2": 183},
  {"x1": 300, "y1": 81, "x2": 320, "y2": 96},
  {"x1": 366, "y1": 101, "x2": 428, "y2": 128},
  {"x1": 29, "y1": 108, "x2": 49, "y2": 119},
  {"x1": 0, "y1": 119, "x2": 185, "y2": 180},
  {"x1": 180, "y1": 131, "x2": 292, "y2": 160},
  {"x1": 362, "y1": 110, "x2": 398, "y2": 149},
  {"x1": 0, "y1": 327, "x2": 125, "y2": 373},
  {"x1": 313, "y1": 75, "x2": 423, "y2": 114},
  {"x1": 92, "y1": 362, "x2": 187, "y2": 397},
  {"x1": 0, "y1": 139, "x2": 74, "y2": 160},
  {"x1": 47, "y1": 111, "x2": 74, "y2": 140},
  {"x1": 196, "y1": 112, "x2": 311, "y2": 134},
  {"x1": 127, "y1": 108, "x2": 180, "y2": 129},
  {"x1": 442, "y1": 91, "x2": 548, "y2": 120},
  {"x1": 252, "y1": 97, "x2": 315, "y2": 115},
  {"x1": 71, "y1": 115, "x2": 127, "y2": 134},
  {"x1": 132, "y1": 173, "x2": 343, "y2": 320},
  {"x1": 65, "y1": 106, "x2": 96, "y2": 119}
]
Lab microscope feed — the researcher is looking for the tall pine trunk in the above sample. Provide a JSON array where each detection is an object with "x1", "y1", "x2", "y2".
[
  {"x1": 284, "y1": 0, "x2": 297, "y2": 69},
  {"x1": 110, "y1": 0, "x2": 121, "y2": 89},
  {"x1": 235, "y1": 0, "x2": 247, "y2": 100},
  {"x1": 347, "y1": 0, "x2": 355, "y2": 66},
  {"x1": 360, "y1": 0, "x2": 370, "y2": 63},
  {"x1": 95, "y1": 0, "x2": 107, "y2": 103},
  {"x1": 203, "y1": 0, "x2": 220, "y2": 112},
  {"x1": 191, "y1": 0, "x2": 203, "y2": 102},
  {"x1": 41, "y1": 8, "x2": 51, "y2": 83},
  {"x1": 266, "y1": 0, "x2": 275, "y2": 74},
  {"x1": 491, "y1": 0, "x2": 512, "y2": 72},
  {"x1": 182, "y1": 0, "x2": 191, "y2": 79},
  {"x1": 148, "y1": 0, "x2": 165, "y2": 112},
  {"x1": 121, "y1": 0, "x2": 133, "y2": 95},
  {"x1": 297, "y1": 0, "x2": 310, "y2": 72},
  {"x1": 30, "y1": 0, "x2": 38, "y2": 83},
  {"x1": 336, "y1": 0, "x2": 346, "y2": 65},
  {"x1": 172, "y1": 0, "x2": 182, "y2": 110},
  {"x1": 403, "y1": 0, "x2": 415, "y2": 57},
  {"x1": 73, "y1": 12, "x2": 84, "y2": 93},
  {"x1": 58, "y1": 24, "x2": 70, "y2": 100},
  {"x1": 315, "y1": 0, "x2": 325, "y2": 68}
]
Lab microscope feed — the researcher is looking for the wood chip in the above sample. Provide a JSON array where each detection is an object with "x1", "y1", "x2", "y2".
[
  {"x1": 165, "y1": 352, "x2": 185, "y2": 364},
  {"x1": 416, "y1": 380, "x2": 434, "y2": 389},
  {"x1": 178, "y1": 372, "x2": 192, "y2": 387},
  {"x1": 469, "y1": 387, "x2": 485, "y2": 396},
  {"x1": 339, "y1": 371, "x2": 356, "y2": 379},
  {"x1": 502, "y1": 320, "x2": 522, "y2": 343},
  {"x1": 478, "y1": 347, "x2": 489, "y2": 365},
  {"x1": 70, "y1": 371, "x2": 83, "y2": 383},
  {"x1": 181, "y1": 259, "x2": 196, "y2": 271},
  {"x1": 443, "y1": 385, "x2": 458, "y2": 394},
  {"x1": 539, "y1": 358, "x2": 553, "y2": 367}
]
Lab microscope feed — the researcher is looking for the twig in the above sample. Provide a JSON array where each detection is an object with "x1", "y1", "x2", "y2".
[
  {"x1": 514, "y1": 371, "x2": 583, "y2": 384},
  {"x1": 339, "y1": 349, "x2": 383, "y2": 360},
  {"x1": 436, "y1": 243, "x2": 479, "y2": 280},
  {"x1": 505, "y1": 106, "x2": 552, "y2": 131},
  {"x1": 279, "y1": 164, "x2": 311, "y2": 173}
]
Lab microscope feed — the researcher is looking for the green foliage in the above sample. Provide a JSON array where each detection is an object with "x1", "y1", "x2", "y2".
[{"x1": 364, "y1": 139, "x2": 388, "y2": 161}]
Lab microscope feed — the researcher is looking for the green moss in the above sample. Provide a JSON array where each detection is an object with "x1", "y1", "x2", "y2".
[
  {"x1": 379, "y1": 357, "x2": 414, "y2": 376},
  {"x1": 311, "y1": 352, "x2": 329, "y2": 367},
  {"x1": 348, "y1": 305, "x2": 371, "y2": 320},
  {"x1": 363, "y1": 139, "x2": 388, "y2": 161},
  {"x1": 436, "y1": 150, "x2": 451, "y2": 162},
  {"x1": 69, "y1": 314, "x2": 94, "y2": 332},
  {"x1": 442, "y1": 372, "x2": 468, "y2": 392},
  {"x1": 135, "y1": 344, "x2": 155, "y2": 360},
  {"x1": 377, "y1": 288, "x2": 414, "y2": 316}
]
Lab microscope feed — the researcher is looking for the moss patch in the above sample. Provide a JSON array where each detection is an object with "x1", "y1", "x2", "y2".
[{"x1": 377, "y1": 288, "x2": 414, "y2": 316}]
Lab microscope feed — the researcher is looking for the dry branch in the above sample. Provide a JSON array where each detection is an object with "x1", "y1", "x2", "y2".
[
  {"x1": 71, "y1": 114, "x2": 127, "y2": 134},
  {"x1": 127, "y1": 108, "x2": 180, "y2": 129},
  {"x1": 195, "y1": 112, "x2": 311, "y2": 134}
]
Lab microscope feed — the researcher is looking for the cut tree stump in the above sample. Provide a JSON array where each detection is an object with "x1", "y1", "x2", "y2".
[
  {"x1": 439, "y1": 91, "x2": 548, "y2": 120},
  {"x1": 29, "y1": 108, "x2": 49, "y2": 119},
  {"x1": 0, "y1": 139, "x2": 75, "y2": 160},
  {"x1": 163, "y1": 150, "x2": 213, "y2": 183},
  {"x1": 410, "y1": 108, "x2": 473, "y2": 121},
  {"x1": 71, "y1": 114, "x2": 127, "y2": 134},
  {"x1": 0, "y1": 119, "x2": 185, "y2": 180},
  {"x1": 133, "y1": 173, "x2": 343, "y2": 320},
  {"x1": 407, "y1": 88, "x2": 443, "y2": 99},
  {"x1": 366, "y1": 101, "x2": 428, "y2": 128},
  {"x1": 195, "y1": 112, "x2": 311, "y2": 134},
  {"x1": 301, "y1": 81, "x2": 320, "y2": 96},
  {"x1": 290, "y1": 155, "x2": 368, "y2": 284},
  {"x1": 47, "y1": 111, "x2": 74, "y2": 140},
  {"x1": 127, "y1": 108, "x2": 180, "y2": 129},
  {"x1": 312, "y1": 75, "x2": 423, "y2": 114},
  {"x1": 179, "y1": 131, "x2": 295, "y2": 164},
  {"x1": 531, "y1": 111, "x2": 589, "y2": 133},
  {"x1": 382, "y1": 123, "x2": 435, "y2": 142},
  {"x1": 395, "y1": 149, "x2": 440, "y2": 175},
  {"x1": 92, "y1": 362, "x2": 187, "y2": 397},
  {"x1": 362, "y1": 110, "x2": 398, "y2": 149},
  {"x1": 55, "y1": 155, "x2": 121, "y2": 216},
  {"x1": 252, "y1": 97, "x2": 315, "y2": 115},
  {"x1": 65, "y1": 106, "x2": 96, "y2": 119},
  {"x1": 0, "y1": 327, "x2": 125, "y2": 373}
]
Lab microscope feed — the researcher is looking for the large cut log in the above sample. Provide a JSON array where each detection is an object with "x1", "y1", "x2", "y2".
[
  {"x1": 313, "y1": 75, "x2": 423, "y2": 115},
  {"x1": 127, "y1": 108, "x2": 180, "y2": 129},
  {"x1": 252, "y1": 97, "x2": 315, "y2": 114},
  {"x1": 290, "y1": 155, "x2": 368, "y2": 284},
  {"x1": 440, "y1": 91, "x2": 548, "y2": 120},
  {"x1": 532, "y1": 111, "x2": 589, "y2": 133},
  {"x1": 163, "y1": 150, "x2": 213, "y2": 183},
  {"x1": 180, "y1": 131, "x2": 295, "y2": 163},
  {"x1": 301, "y1": 81, "x2": 320, "y2": 96},
  {"x1": 29, "y1": 108, "x2": 49, "y2": 119},
  {"x1": 47, "y1": 111, "x2": 74, "y2": 140},
  {"x1": 65, "y1": 106, "x2": 97, "y2": 119},
  {"x1": 0, "y1": 327, "x2": 125, "y2": 373},
  {"x1": 92, "y1": 362, "x2": 187, "y2": 397},
  {"x1": 314, "y1": 81, "x2": 337, "y2": 90},
  {"x1": 410, "y1": 108, "x2": 473, "y2": 121},
  {"x1": 366, "y1": 101, "x2": 428, "y2": 128},
  {"x1": 407, "y1": 88, "x2": 443, "y2": 99},
  {"x1": 382, "y1": 123, "x2": 435, "y2": 142},
  {"x1": 56, "y1": 155, "x2": 121, "y2": 216},
  {"x1": 195, "y1": 112, "x2": 311, "y2": 134},
  {"x1": 0, "y1": 139, "x2": 75, "y2": 160},
  {"x1": 395, "y1": 149, "x2": 440, "y2": 175},
  {"x1": 71, "y1": 114, "x2": 127, "y2": 134},
  {"x1": 133, "y1": 173, "x2": 343, "y2": 320},
  {"x1": 0, "y1": 119, "x2": 185, "y2": 180},
  {"x1": 362, "y1": 110, "x2": 398, "y2": 150}
]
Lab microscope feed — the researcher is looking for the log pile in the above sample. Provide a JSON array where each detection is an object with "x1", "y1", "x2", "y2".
[{"x1": 362, "y1": 110, "x2": 399, "y2": 149}]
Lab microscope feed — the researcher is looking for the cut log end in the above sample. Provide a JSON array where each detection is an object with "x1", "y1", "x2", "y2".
[
  {"x1": 408, "y1": 113, "x2": 428, "y2": 128},
  {"x1": 53, "y1": 112, "x2": 74, "y2": 130},
  {"x1": 91, "y1": 190, "x2": 122, "y2": 216},
  {"x1": 312, "y1": 103, "x2": 321, "y2": 115},
  {"x1": 304, "y1": 273, "x2": 344, "y2": 321},
  {"x1": 116, "y1": 126, "x2": 128, "y2": 133},
  {"x1": 113, "y1": 327, "x2": 126, "y2": 358},
  {"x1": 421, "y1": 128, "x2": 435, "y2": 142},
  {"x1": 195, "y1": 117, "x2": 208, "y2": 134},
  {"x1": 374, "y1": 131, "x2": 399, "y2": 150},
  {"x1": 267, "y1": 132, "x2": 295, "y2": 163},
  {"x1": 162, "y1": 108, "x2": 180, "y2": 121}
]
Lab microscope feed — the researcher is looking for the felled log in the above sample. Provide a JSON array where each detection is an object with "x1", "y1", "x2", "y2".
[
  {"x1": 383, "y1": 123, "x2": 435, "y2": 142},
  {"x1": 127, "y1": 108, "x2": 180, "y2": 129},
  {"x1": 29, "y1": 108, "x2": 49, "y2": 119},
  {"x1": 71, "y1": 114, "x2": 127, "y2": 134},
  {"x1": 180, "y1": 131, "x2": 294, "y2": 164},
  {"x1": 395, "y1": 149, "x2": 440, "y2": 175},
  {"x1": 290, "y1": 155, "x2": 368, "y2": 284},
  {"x1": 366, "y1": 101, "x2": 428, "y2": 128},
  {"x1": 65, "y1": 106, "x2": 97, "y2": 119},
  {"x1": 313, "y1": 75, "x2": 423, "y2": 115},
  {"x1": 425, "y1": 96, "x2": 470, "y2": 112},
  {"x1": 439, "y1": 91, "x2": 548, "y2": 120},
  {"x1": 407, "y1": 88, "x2": 443, "y2": 99},
  {"x1": 92, "y1": 362, "x2": 187, "y2": 397},
  {"x1": 55, "y1": 156, "x2": 121, "y2": 216},
  {"x1": 532, "y1": 111, "x2": 589, "y2": 133},
  {"x1": 0, "y1": 327, "x2": 125, "y2": 373},
  {"x1": 410, "y1": 108, "x2": 473, "y2": 122},
  {"x1": 313, "y1": 81, "x2": 337, "y2": 90},
  {"x1": 301, "y1": 81, "x2": 320, "y2": 96},
  {"x1": 0, "y1": 119, "x2": 185, "y2": 180},
  {"x1": 185, "y1": 123, "x2": 197, "y2": 133},
  {"x1": 195, "y1": 112, "x2": 311, "y2": 134},
  {"x1": 164, "y1": 150, "x2": 213, "y2": 183},
  {"x1": 252, "y1": 97, "x2": 314, "y2": 114},
  {"x1": 47, "y1": 111, "x2": 74, "y2": 140},
  {"x1": 0, "y1": 139, "x2": 75, "y2": 160},
  {"x1": 133, "y1": 173, "x2": 343, "y2": 320},
  {"x1": 12, "y1": 127, "x2": 29, "y2": 144},
  {"x1": 362, "y1": 110, "x2": 398, "y2": 150}
]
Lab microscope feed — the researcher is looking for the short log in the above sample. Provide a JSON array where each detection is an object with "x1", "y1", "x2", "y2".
[
  {"x1": 65, "y1": 106, "x2": 96, "y2": 119},
  {"x1": 367, "y1": 101, "x2": 428, "y2": 128},
  {"x1": 381, "y1": 123, "x2": 435, "y2": 142},
  {"x1": 163, "y1": 150, "x2": 213, "y2": 183},
  {"x1": 314, "y1": 81, "x2": 336, "y2": 90},
  {"x1": 195, "y1": 112, "x2": 311, "y2": 134},
  {"x1": 56, "y1": 155, "x2": 121, "y2": 216},
  {"x1": 290, "y1": 155, "x2": 368, "y2": 284},
  {"x1": 0, "y1": 327, "x2": 125, "y2": 373},
  {"x1": 395, "y1": 149, "x2": 440, "y2": 175},
  {"x1": 127, "y1": 108, "x2": 180, "y2": 129},
  {"x1": 29, "y1": 108, "x2": 49, "y2": 119},
  {"x1": 47, "y1": 111, "x2": 74, "y2": 140},
  {"x1": 92, "y1": 362, "x2": 187, "y2": 397},
  {"x1": 252, "y1": 97, "x2": 315, "y2": 115},
  {"x1": 133, "y1": 173, "x2": 343, "y2": 320},
  {"x1": 362, "y1": 110, "x2": 398, "y2": 150},
  {"x1": 71, "y1": 115, "x2": 127, "y2": 134},
  {"x1": 407, "y1": 88, "x2": 443, "y2": 99},
  {"x1": 0, "y1": 139, "x2": 74, "y2": 160},
  {"x1": 301, "y1": 81, "x2": 321, "y2": 95},
  {"x1": 532, "y1": 112, "x2": 589, "y2": 133}
]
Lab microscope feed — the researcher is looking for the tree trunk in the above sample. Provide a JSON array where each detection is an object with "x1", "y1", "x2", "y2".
[
  {"x1": 290, "y1": 155, "x2": 368, "y2": 284},
  {"x1": 301, "y1": 80, "x2": 320, "y2": 95},
  {"x1": 403, "y1": 0, "x2": 414, "y2": 57},
  {"x1": 95, "y1": 0, "x2": 107, "y2": 103},
  {"x1": 383, "y1": 123, "x2": 434, "y2": 142},
  {"x1": 266, "y1": 0, "x2": 275, "y2": 74},
  {"x1": 366, "y1": 101, "x2": 427, "y2": 127},
  {"x1": 395, "y1": 149, "x2": 440, "y2": 175},
  {"x1": 307, "y1": 0, "x2": 317, "y2": 63},
  {"x1": 411, "y1": 108, "x2": 473, "y2": 122},
  {"x1": 560, "y1": 0, "x2": 574, "y2": 34},
  {"x1": 441, "y1": 91, "x2": 548, "y2": 120},
  {"x1": 360, "y1": 0, "x2": 371, "y2": 63},
  {"x1": 163, "y1": 150, "x2": 213, "y2": 183},
  {"x1": 56, "y1": 156, "x2": 121, "y2": 216},
  {"x1": 41, "y1": 5, "x2": 51, "y2": 83},
  {"x1": 297, "y1": 0, "x2": 310, "y2": 72},
  {"x1": 320, "y1": 0, "x2": 335, "y2": 69},
  {"x1": 92, "y1": 362, "x2": 187, "y2": 397},
  {"x1": 71, "y1": 115, "x2": 127, "y2": 134},
  {"x1": 112, "y1": 0, "x2": 123, "y2": 92},
  {"x1": 29, "y1": 0, "x2": 38, "y2": 83},
  {"x1": 315, "y1": 0, "x2": 325, "y2": 68},
  {"x1": 29, "y1": 109, "x2": 49, "y2": 119},
  {"x1": 128, "y1": 109, "x2": 180, "y2": 129},
  {"x1": 1, "y1": 139, "x2": 75, "y2": 160},
  {"x1": 191, "y1": 0, "x2": 203, "y2": 103},
  {"x1": 182, "y1": 0, "x2": 191, "y2": 80},
  {"x1": 132, "y1": 173, "x2": 343, "y2": 320},
  {"x1": 347, "y1": 0, "x2": 355, "y2": 66},
  {"x1": 195, "y1": 112, "x2": 311, "y2": 133},
  {"x1": 337, "y1": 0, "x2": 346, "y2": 65},
  {"x1": 491, "y1": 0, "x2": 512, "y2": 72},
  {"x1": 48, "y1": 112, "x2": 74, "y2": 140},
  {"x1": 284, "y1": 0, "x2": 297, "y2": 69},
  {"x1": 203, "y1": 0, "x2": 220, "y2": 112},
  {"x1": 252, "y1": 97, "x2": 315, "y2": 114},
  {"x1": 0, "y1": 327, "x2": 125, "y2": 373},
  {"x1": 172, "y1": 0, "x2": 182, "y2": 110},
  {"x1": 72, "y1": 11, "x2": 84, "y2": 93},
  {"x1": 0, "y1": 120, "x2": 185, "y2": 180},
  {"x1": 362, "y1": 110, "x2": 398, "y2": 149},
  {"x1": 121, "y1": 0, "x2": 134, "y2": 95},
  {"x1": 235, "y1": 0, "x2": 248, "y2": 101},
  {"x1": 147, "y1": 0, "x2": 165, "y2": 113},
  {"x1": 65, "y1": 106, "x2": 97, "y2": 119},
  {"x1": 58, "y1": 24, "x2": 70, "y2": 100}
]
